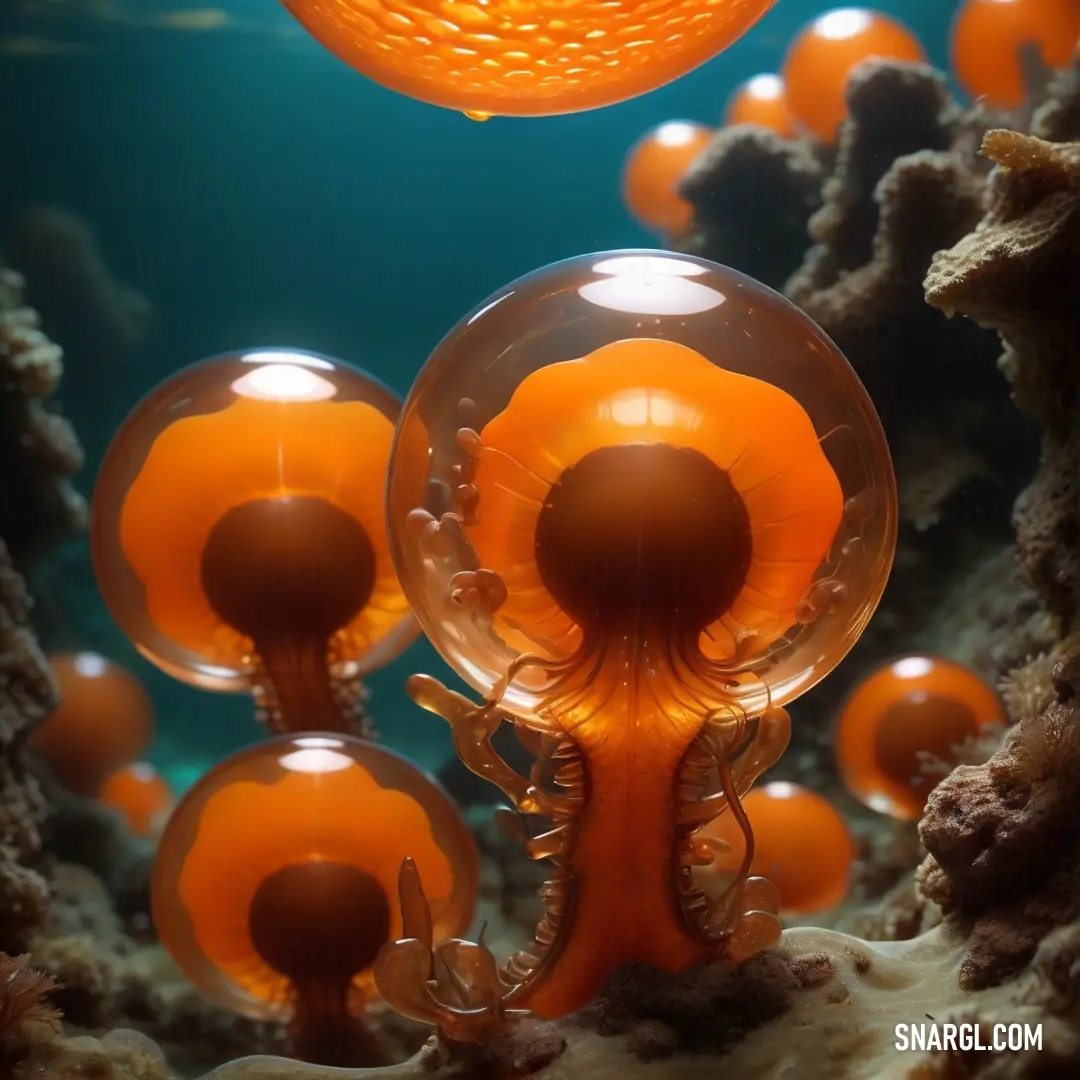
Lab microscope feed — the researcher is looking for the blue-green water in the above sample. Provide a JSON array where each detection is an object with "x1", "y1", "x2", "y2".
[{"x1": 0, "y1": 0, "x2": 957, "y2": 791}]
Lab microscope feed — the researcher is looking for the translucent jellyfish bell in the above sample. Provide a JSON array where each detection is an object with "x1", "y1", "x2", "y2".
[
  {"x1": 92, "y1": 348, "x2": 417, "y2": 703},
  {"x1": 152, "y1": 734, "x2": 478, "y2": 1049},
  {"x1": 386, "y1": 251, "x2": 897, "y2": 721}
]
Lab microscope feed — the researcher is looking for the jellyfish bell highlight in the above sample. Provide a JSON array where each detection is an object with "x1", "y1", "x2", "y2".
[{"x1": 387, "y1": 251, "x2": 897, "y2": 723}]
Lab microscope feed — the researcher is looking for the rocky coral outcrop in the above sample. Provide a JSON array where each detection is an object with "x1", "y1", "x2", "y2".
[
  {"x1": 0, "y1": 268, "x2": 83, "y2": 953},
  {"x1": 918, "y1": 653, "x2": 1080, "y2": 990},
  {"x1": 926, "y1": 130, "x2": 1080, "y2": 637}
]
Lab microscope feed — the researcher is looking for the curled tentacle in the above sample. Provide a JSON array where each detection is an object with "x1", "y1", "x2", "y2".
[{"x1": 374, "y1": 858, "x2": 526, "y2": 1043}]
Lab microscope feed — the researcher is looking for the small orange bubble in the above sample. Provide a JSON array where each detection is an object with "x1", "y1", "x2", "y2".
[
  {"x1": 701, "y1": 781, "x2": 854, "y2": 913},
  {"x1": 723, "y1": 73, "x2": 795, "y2": 138},
  {"x1": 100, "y1": 762, "x2": 174, "y2": 836},
  {"x1": 835, "y1": 654, "x2": 1007, "y2": 820},
  {"x1": 951, "y1": 0, "x2": 1080, "y2": 112},
  {"x1": 33, "y1": 653, "x2": 154, "y2": 796},
  {"x1": 621, "y1": 121, "x2": 714, "y2": 237},
  {"x1": 782, "y1": 7, "x2": 926, "y2": 143}
]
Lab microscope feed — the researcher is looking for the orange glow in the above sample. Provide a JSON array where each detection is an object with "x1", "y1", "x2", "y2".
[
  {"x1": 153, "y1": 735, "x2": 478, "y2": 1017},
  {"x1": 383, "y1": 251, "x2": 898, "y2": 1027},
  {"x1": 464, "y1": 337, "x2": 841, "y2": 1014},
  {"x1": 724, "y1": 73, "x2": 795, "y2": 137},
  {"x1": 279, "y1": 0, "x2": 777, "y2": 117},
  {"x1": 100, "y1": 762, "x2": 174, "y2": 836},
  {"x1": 951, "y1": 0, "x2": 1080, "y2": 111},
  {"x1": 91, "y1": 351, "x2": 418, "y2": 722},
  {"x1": 470, "y1": 337, "x2": 843, "y2": 671},
  {"x1": 702, "y1": 782, "x2": 855, "y2": 912},
  {"x1": 782, "y1": 8, "x2": 926, "y2": 143},
  {"x1": 32, "y1": 653, "x2": 153, "y2": 796},
  {"x1": 119, "y1": 392, "x2": 401, "y2": 670},
  {"x1": 835, "y1": 654, "x2": 1007, "y2": 820},
  {"x1": 621, "y1": 121, "x2": 714, "y2": 236}
]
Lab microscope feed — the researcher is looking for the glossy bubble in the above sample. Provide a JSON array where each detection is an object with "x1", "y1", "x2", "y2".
[
  {"x1": 621, "y1": 121, "x2": 714, "y2": 237},
  {"x1": 152, "y1": 733, "x2": 479, "y2": 1020},
  {"x1": 33, "y1": 652, "x2": 154, "y2": 796},
  {"x1": 700, "y1": 781, "x2": 854, "y2": 912},
  {"x1": 723, "y1": 73, "x2": 795, "y2": 137},
  {"x1": 835, "y1": 654, "x2": 1007, "y2": 820},
  {"x1": 91, "y1": 348, "x2": 417, "y2": 694},
  {"x1": 386, "y1": 251, "x2": 897, "y2": 722},
  {"x1": 100, "y1": 761, "x2": 174, "y2": 836},
  {"x1": 280, "y1": 0, "x2": 777, "y2": 118},
  {"x1": 782, "y1": 7, "x2": 926, "y2": 143},
  {"x1": 951, "y1": 0, "x2": 1080, "y2": 112}
]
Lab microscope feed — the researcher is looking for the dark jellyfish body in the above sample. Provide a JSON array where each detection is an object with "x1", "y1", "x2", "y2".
[
  {"x1": 201, "y1": 495, "x2": 377, "y2": 732},
  {"x1": 535, "y1": 443, "x2": 753, "y2": 635},
  {"x1": 248, "y1": 860, "x2": 391, "y2": 1065}
]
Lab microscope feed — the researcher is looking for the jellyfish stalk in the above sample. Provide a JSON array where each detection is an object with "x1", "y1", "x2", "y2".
[{"x1": 376, "y1": 665, "x2": 789, "y2": 1038}]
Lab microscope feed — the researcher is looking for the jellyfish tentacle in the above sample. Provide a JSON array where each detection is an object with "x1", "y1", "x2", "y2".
[
  {"x1": 406, "y1": 674, "x2": 577, "y2": 819},
  {"x1": 374, "y1": 858, "x2": 525, "y2": 1044},
  {"x1": 251, "y1": 667, "x2": 376, "y2": 738},
  {"x1": 671, "y1": 702, "x2": 789, "y2": 953}
]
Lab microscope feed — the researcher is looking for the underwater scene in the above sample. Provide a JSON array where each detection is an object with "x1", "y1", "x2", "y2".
[{"x1": 2, "y1": 0, "x2": 1080, "y2": 1076}]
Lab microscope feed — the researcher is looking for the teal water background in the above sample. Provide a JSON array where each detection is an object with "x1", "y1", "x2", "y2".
[{"x1": 0, "y1": 0, "x2": 955, "y2": 788}]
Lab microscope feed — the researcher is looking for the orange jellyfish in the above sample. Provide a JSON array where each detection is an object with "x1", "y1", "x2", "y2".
[
  {"x1": 377, "y1": 251, "x2": 896, "y2": 1031},
  {"x1": 278, "y1": 0, "x2": 778, "y2": 118},
  {"x1": 782, "y1": 8, "x2": 926, "y2": 143},
  {"x1": 700, "y1": 781, "x2": 854, "y2": 913},
  {"x1": 91, "y1": 349, "x2": 417, "y2": 735},
  {"x1": 621, "y1": 121, "x2": 714, "y2": 238},
  {"x1": 32, "y1": 652, "x2": 154, "y2": 797},
  {"x1": 153, "y1": 733, "x2": 478, "y2": 1066},
  {"x1": 835, "y1": 654, "x2": 1007, "y2": 820},
  {"x1": 99, "y1": 762, "x2": 174, "y2": 836},
  {"x1": 951, "y1": 0, "x2": 1080, "y2": 112},
  {"x1": 723, "y1": 74, "x2": 795, "y2": 138}
]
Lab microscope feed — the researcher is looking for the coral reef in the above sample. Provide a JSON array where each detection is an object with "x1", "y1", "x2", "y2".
[
  {"x1": 8, "y1": 36, "x2": 1080, "y2": 1080},
  {"x1": 679, "y1": 126, "x2": 824, "y2": 287},
  {"x1": 680, "y1": 59, "x2": 1070, "y2": 781},
  {"x1": 919, "y1": 654, "x2": 1080, "y2": 993},
  {"x1": 0, "y1": 267, "x2": 85, "y2": 561},
  {"x1": 926, "y1": 129, "x2": 1080, "y2": 636},
  {"x1": 0, "y1": 263, "x2": 284, "y2": 1075},
  {"x1": 0, "y1": 267, "x2": 79, "y2": 954}
]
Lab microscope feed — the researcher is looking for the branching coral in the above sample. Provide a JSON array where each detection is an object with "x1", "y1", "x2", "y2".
[
  {"x1": 926, "y1": 130, "x2": 1080, "y2": 637},
  {"x1": 679, "y1": 57, "x2": 1080, "y2": 791},
  {"x1": 678, "y1": 126, "x2": 824, "y2": 289},
  {"x1": 782, "y1": 63, "x2": 1028, "y2": 607}
]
